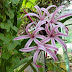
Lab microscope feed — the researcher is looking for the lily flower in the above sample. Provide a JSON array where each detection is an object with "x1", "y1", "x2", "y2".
[
  {"x1": 14, "y1": 22, "x2": 46, "y2": 47},
  {"x1": 23, "y1": 5, "x2": 57, "y2": 29},
  {"x1": 42, "y1": 5, "x2": 72, "y2": 34},
  {"x1": 19, "y1": 43, "x2": 58, "y2": 67},
  {"x1": 41, "y1": 26, "x2": 69, "y2": 53}
]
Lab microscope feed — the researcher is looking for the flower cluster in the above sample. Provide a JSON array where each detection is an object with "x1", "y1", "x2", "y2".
[{"x1": 14, "y1": 5, "x2": 72, "y2": 67}]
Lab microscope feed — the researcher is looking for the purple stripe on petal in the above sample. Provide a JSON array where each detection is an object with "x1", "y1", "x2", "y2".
[
  {"x1": 19, "y1": 46, "x2": 37, "y2": 52},
  {"x1": 45, "y1": 44, "x2": 58, "y2": 51},
  {"x1": 33, "y1": 27, "x2": 44, "y2": 34},
  {"x1": 51, "y1": 38, "x2": 57, "y2": 55},
  {"x1": 33, "y1": 49, "x2": 40, "y2": 65},
  {"x1": 35, "y1": 34, "x2": 46, "y2": 39},
  {"x1": 34, "y1": 5, "x2": 43, "y2": 20},
  {"x1": 23, "y1": 13, "x2": 40, "y2": 19},
  {"x1": 46, "y1": 49, "x2": 58, "y2": 61},
  {"x1": 55, "y1": 32, "x2": 69, "y2": 37},
  {"x1": 41, "y1": 8, "x2": 50, "y2": 17},
  {"x1": 41, "y1": 37, "x2": 50, "y2": 44},
  {"x1": 51, "y1": 5, "x2": 65, "y2": 20},
  {"x1": 14, "y1": 35, "x2": 30, "y2": 40},
  {"x1": 55, "y1": 22, "x2": 68, "y2": 34},
  {"x1": 51, "y1": 38, "x2": 56, "y2": 46},
  {"x1": 34, "y1": 38, "x2": 42, "y2": 45},
  {"x1": 45, "y1": 24, "x2": 50, "y2": 35},
  {"x1": 55, "y1": 13, "x2": 72, "y2": 21},
  {"x1": 38, "y1": 45, "x2": 46, "y2": 51},
  {"x1": 55, "y1": 37, "x2": 67, "y2": 51},
  {"x1": 36, "y1": 21, "x2": 46, "y2": 28},
  {"x1": 26, "y1": 22, "x2": 35, "y2": 35},
  {"x1": 24, "y1": 38, "x2": 33, "y2": 48},
  {"x1": 46, "y1": 5, "x2": 57, "y2": 10}
]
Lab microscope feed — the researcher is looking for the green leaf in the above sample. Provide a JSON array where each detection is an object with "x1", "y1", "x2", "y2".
[
  {"x1": 18, "y1": 58, "x2": 33, "y2": 72},
  {"x1": 30, "y1": 0, "x2": 36, "y2": 3},
  {"x1": 13, "y1": 49, "x2": 18, "y2": 54},
  {"x1": 26, "y1": 1, "x2": 35, "y2": 8},
  {"x1": 30, "y1": 64, "x2": 37, "y2": 72},
  {"x1": 2, "y1": 52, "x2": 11, "y2": 60},
  {"x1": 0, "y1": 33, "x2": 5, "y2": 41},
  {"x1": 11, "y1": 26, "x2": 18, "y2": 32},
  {"x1": 11, "y1": 0, "x2": 20, "y2": 4},
  {"x1": 3, "y1": 37, "x2": 11, "y2": 44}
]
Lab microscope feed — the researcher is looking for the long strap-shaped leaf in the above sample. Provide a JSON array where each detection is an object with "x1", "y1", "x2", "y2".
[
  {"x1": 18, "y1": 58, "x2": 33, "y2": 72},
  {"x1": 30, "y1": 63, "x2": 37, "y2": 72},
  {"x1": 61, "y1": 28, "x2": 70, "y2": 72}
]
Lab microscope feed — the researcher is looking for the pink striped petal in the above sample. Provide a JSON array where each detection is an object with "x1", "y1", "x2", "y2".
[
  {"x1": 33, "y1": 49, "x2": 42, "y2": 67},
  {"x1": 24, "y1": 38, "x2": 33, "y2": 47},
  {"x1": 24, "y1": 13, "x2": 40, "y2": 19},
  {"x1": 55, "y1": 13, "x2": 72, "y2": 21},
  {"x1": 51, "y1": 38, "x2": 56, "y2": 46},
  {"x1": 55, "y1": 32, "x2": 69, "y2": 37},
  {"x1": 14, "y1": 35, "x2": 30, "y2": 40},
  {"x1": 51, "y1": 38, "x2": 57, "y2": 55},
  {"x1": 41, "y1": 8, "x2": 50, "y2": 17},
  {"x1": 26, "y1": 22, "x2": 35, "y2": 35},
  {"x1": 51, "y1": 26, "x2": 59, "y2": 34},
  {"x1": 38, "y1": 45, "x2": 46, "y2": 51},
  {"x1": 45, "y1": 24, "x2": 50, "y2": 35},
  {"x1": 41, "y1": 37, "x2": 50, "y2": 44},
  {"x1": 51, "y1": 5, "x2": 65, "y2": 20},
  {"x1": 33, "y1": 27, "x2": 44, "y2": 34},
  {"x1": 36, "y1": 20, "x2": 46, "y2": 28},
  {"x1": 35, "y1": 34, "x2": 46, "y2": 39},
  {"x1": 45, "y1": 44, "x2": 58, "y2": 51},
  {"x1": 54, "y1": 37, "x2": 67, "y2": 51},
  {"x1": 46, "y1": 49, "x2": 58, "y2": 61},
  {"x1": 55, "y1": 22, "x2": 68, "y2": 34},
  {"x1": 34, "y1": 5, "x2": 43, "y2": 20},
  {"x1": 46, "y1": 5, "x2": 57, "y2": 10},
  {"x1": 34, "y1": 38, "x2": 42, "y2": 45},
  {"x1": 43, "y1": 12, "x2": 46, "y2": 18},
  {"x1": 19, "y1": 46, "x2": 37, "y2": 52}
]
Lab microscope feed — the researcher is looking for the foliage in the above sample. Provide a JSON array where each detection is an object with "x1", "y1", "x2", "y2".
[{"x1": 0, "y1": 0, "x2": 72, "y2": 72}]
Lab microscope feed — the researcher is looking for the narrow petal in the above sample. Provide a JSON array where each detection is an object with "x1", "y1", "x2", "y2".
[
  {"x1": 55, "y1": 22, "x2": 68, "y2": 34},
  {"x1": 38, "y1": 45, "x2": 46, "y2": 51},
  {"x1": 54, "y1": 37, "x2": 67, "y2": 51},
  {"x1": 35, "y1": 34, "x2": 46, "y2": 39},
  {"x1": 55, "y1": 13, "x2": 72, "y2": 21},
  {"x1": 51, "y1": 38, "x2": 56, "y2": 46},
  {"x1": 45, "y1": 44, "x2": 58, "y2": 51},
  {"x1": 33, "y1": 27, "x2": 44, "y2": 34},
  {"x1": 33, "y1": 49, "x2": 42, "y2": 67},
  {"x1": 34, "y1": 38, "x2": 42, "y2": 45},
  {"x1": 51, "y1": 26, "x2": 59, "y2": 34},
  {"x1": 51, "y1": 38, "x2": 57, "y2": 55},
  {"x1": 19, "y1": 46, "x2": 37, "y2": 52},
  {"x1": 41, "y1": 37, "x2": 50, "y2": 44},
  {"x1": 55, "y1": 32, "x2": 69, "y2": 37},
  {"x1": 34, "y1": 5, "x2": 42, "y2": 20},
  {"x1": 36, "y1": 20, "x2": 46, "y2": 28},
  {"x1": 26, "y1": 22, "x2": 35, "y2": 35},
  {"x1": 41, "y1": 8, "x2": 50, "y2": 17},
  {"x1": 14, "y1": 35, "x2": 30, "y2": 40},
  {"x1": 23, "y1": 13, "x2": 40, "y2": 19},
  {"x1": 24, "y1": 38, "x2": 33, "y2": 47},
  {"x1": 51, "y1": 5, "x2": 65, "y2": 20},
  {"x1": 46, "y1": 5, "x2": 57, "y2": 10},
  {"x1": 46, "y1": 49, "x2": 58, "y2": 61},
  {"x1": 45, "y1": 24, "x2": 50, "y2": 35}
]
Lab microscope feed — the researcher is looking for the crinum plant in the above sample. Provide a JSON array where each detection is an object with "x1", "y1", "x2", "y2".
[{"x1": 14, "y1": 5, "x2": 72, "y2": 67}]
